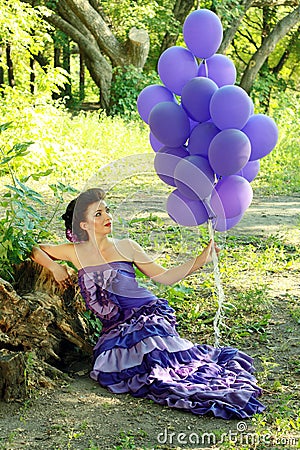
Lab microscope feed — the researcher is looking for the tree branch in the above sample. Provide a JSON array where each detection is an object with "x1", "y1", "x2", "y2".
[
  {"x1": 218, "y1": 0, "x2": 256, "y2": 53},
  {"x1": 64, "y1": 0, "x2": 126, "y2": 66},
  {"x1": 240, "y1": 4, "x2": 300, "y2": 92}
]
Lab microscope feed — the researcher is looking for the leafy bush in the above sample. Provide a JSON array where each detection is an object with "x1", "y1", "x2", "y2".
[
  {"x1": 109, "y1": 65, "x2": 160, "y2": 118},
  {"x1": 0, "y1": 122, "x2": 77, "y2": 281}
]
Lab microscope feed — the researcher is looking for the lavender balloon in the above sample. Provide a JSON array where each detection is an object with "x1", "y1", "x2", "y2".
[
  {"x1": 210, "y1": 85, "x2": 252, "y2": 130},
  {"x1": 208, "y1": 129, "x2": 251, "y2": 176},
  {"x1": 154, "y1": 146, "x2": 189, "y2": 186},
  {"x1": 149, "y1": 131, "x2": 164, "y2": 152},
  {"x1": 158, "y1": 46, "x2": 198, "y2": 95},
  {"x1": 189, "y1": 122, "x2": 220, "y2": 158},
  {"x1": 210, "y1": 175, "x2": 253, "y2": 219},
  {"x1": 236, "y1": 160, "x2": 260, "y2": 182},
  {"x1": 198, "y1": 54, "x2": 237, "y2": 87},
  {"x1": 167, "y1": 189, "x2": 209, "y2": 226},
  {"x1": 214, "y1": 213, "x2": 244, "y2": 232},
  {"x1": 149, "y1": 102, "x2": 190, "y2": 148},
  {"x1": 174, "y1": 155, "x2": 215, "y2": 200},
  {"x1": 183, "y1": 9, "x2": 223, "y2": 59},
  {"x1": 137, "y1": 84, "x2": 176, "y2": 124},
  {"x1": 242, "y1": 114, "x2": 279, "y2": 161},
  {"x1": 181, "y1": 77, "x2": 218, "y2": 122}
]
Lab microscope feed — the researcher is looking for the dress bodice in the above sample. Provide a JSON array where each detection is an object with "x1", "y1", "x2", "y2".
[{"x1": 78, "y1": 262, "x2": 156, "y2": 323}]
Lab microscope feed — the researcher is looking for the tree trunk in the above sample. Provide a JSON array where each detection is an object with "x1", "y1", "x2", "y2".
[
  {"x1": 40, "y1": 1, "x2": 150, "y2": 111},
  {"x1": 30, "y1": 57, "x2": 35, "y2": 94},
  {"x1": 6, "y1": 44, "x2": 15, "y2": 88},
  {"x1": 0, "y1": 46, "x2": 4, "y2": 95},
  {"x1": 218, "y1": 0, "x2": 256, "y2": 54},
  {"x1": 159, "y1": 0, "x2": 194, "y2": 55},
  {"x1": 240, "y1": 5, "x2": 300, "y2": 92},
  {"x1": 0, "y1": 261, "x2": 93, "y2": 401},
  {"x1": 126, "y1": 28, "x2": 150, "y2": 68},
  {"x1": 79, "y1": 52, "x2": 85, "y2": 101},
  {"x1": 62, "y1": 37, "x2": 72, "y2": 101}
]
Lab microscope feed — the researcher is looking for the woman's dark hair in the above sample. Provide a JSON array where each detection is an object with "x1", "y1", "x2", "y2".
[{"x1": 62, "y1": 188, "x2": 106, "y2": 242}]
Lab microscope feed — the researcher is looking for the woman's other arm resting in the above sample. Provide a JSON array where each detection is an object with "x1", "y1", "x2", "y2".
[
  {"x1": 130, "y1": 239, "x2": 219, "y2": 286},
  {"x1": 31, "y1": 243, "x2": 75, "y2": 284}
]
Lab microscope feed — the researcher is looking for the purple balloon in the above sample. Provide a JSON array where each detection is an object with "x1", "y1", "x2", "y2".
[
  {"x1": 149, "y1": 102, "x2": 190, "y2": 148},
  {"x1": 210, "y1": 175, "x2": 253, "y2": 219},
  {"x1": 189, "y1": 117, "x2": 199, "y2": 132},
  {"x1": 242, "y1": 114, "x2": 279, "y2": 161},
  {"x1": 188, "y1": 122, "x2": 220, "y2": 158},
  {"x1": 210, "y1": 85, "x2": 252, "y2": 130},
  {"x1": 183, "y1": 9, "x2": 223, "y2": 59},
  {"x1": 149, "y1": 131, "x2": 164, "y2": 152},
  {"x1": 154, "y1": 146, "x2": 189, "y2": 186},
  {"x1": 137, "y1": 84, "x2": 176, "y2": 124},
  {"x1": 208, "y1": 129, "x2": 251, "y2": 176},
  {"x1": 181, "y1": 77, "x2": 218, "y2": 122},
  {"x1": 198, "y1": 54, "x2": 237, "y2": 87},
  {"x1": 174, "y1": 155, "x2": 215, "y2": 200},
  {"x1": 214, "y1": 213, "x2": 244, "y2": 232},
  {"x1": 167, "y1": 189, "x2": 209, "y2": 226},
  {"x1": 236, "y1": 159, "x2": 260, "y2": 182},
  {"x1": 158, "y1": 46, "x2": 198, "y2": 95}
]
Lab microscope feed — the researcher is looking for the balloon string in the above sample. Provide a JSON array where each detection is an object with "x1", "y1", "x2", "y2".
[{"x1": 207, "y1": 219, "x2": 225, "y2": 348}]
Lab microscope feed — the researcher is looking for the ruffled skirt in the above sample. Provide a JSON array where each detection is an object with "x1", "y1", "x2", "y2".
[{"x1": 90, "y1": 298, "x2": 265, "y2": 419}]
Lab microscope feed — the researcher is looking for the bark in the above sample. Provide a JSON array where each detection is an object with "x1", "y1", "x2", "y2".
[
  {"x1": 0, "y1": 261, "x2": 93, "y2": 401},
  {"x1": 0, "y1": 47, "x2": 4, "y2": 94},
  {"x1": 6, "y1": 44, "x2": 15, "y2": 88},
  {"x1": 240, "y1": 5, "x2": 300, "y2": 92},
  {"x1": 30, "y1": 58, "x2": 35, "y2": 94},
  {"x1": 79, "y1": 52, "x2": 85, "y2": 101},
  {"x1": 218, "y1": 0, "x2": 256, "y2": 53},
  {"x1": 47, "y1": 0, "x2": 149, "y2": 108},
  {"x1": 126, "y1": 28, "x2": 150, "y2": 69}
]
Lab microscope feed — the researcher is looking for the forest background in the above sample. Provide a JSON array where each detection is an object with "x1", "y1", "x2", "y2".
[{"x1": 0, "y1": 1, "x2": 299, "y2": 449}]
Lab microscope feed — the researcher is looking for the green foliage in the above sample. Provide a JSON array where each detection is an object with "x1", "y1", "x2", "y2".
[
  {"x1": 0, "y1": 122, "x2": 77, "y2": 280},
  {"x1": 110, "y1": 65, "x2": 159, "y2": 118},
  {"x1": 254, "y1": 91, "x2": 300, "y2": 195}
]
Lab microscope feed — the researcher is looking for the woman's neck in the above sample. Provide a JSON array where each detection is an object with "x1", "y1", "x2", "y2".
[{"x1": 88, "y1": 234, "x2": 112, "y2": 252}]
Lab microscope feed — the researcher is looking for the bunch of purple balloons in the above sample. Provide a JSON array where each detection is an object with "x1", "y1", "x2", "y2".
[{"x1": 137, "y1": 9, "x2": 278, "y2": 231}]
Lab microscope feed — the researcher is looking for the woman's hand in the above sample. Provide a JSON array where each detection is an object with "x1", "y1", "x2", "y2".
[
  {"x1": 197, "y1": 240, "x2": 220, "y2": 267},
  {"x1": 50, "y1": 262, "x2": 72, "y2": 287}
]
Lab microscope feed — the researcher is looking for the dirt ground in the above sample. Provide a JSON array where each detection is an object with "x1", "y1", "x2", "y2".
[{"x1": 0, "y1": 195, "x2": 299, "y2": 450}]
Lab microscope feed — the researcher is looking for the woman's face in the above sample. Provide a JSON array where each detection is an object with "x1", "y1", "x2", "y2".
[{"x1": 80, "y1": 200, "x2": 112, "y2": 237}]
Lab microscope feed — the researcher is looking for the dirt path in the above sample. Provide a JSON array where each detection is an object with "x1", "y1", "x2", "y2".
[{"x1": 0, "y1": 195, "x2": 299, "y2": 450}]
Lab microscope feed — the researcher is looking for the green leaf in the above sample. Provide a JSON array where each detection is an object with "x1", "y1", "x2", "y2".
[{"x1": 0, "y1": 122, "x2": 13, "y2": 133}]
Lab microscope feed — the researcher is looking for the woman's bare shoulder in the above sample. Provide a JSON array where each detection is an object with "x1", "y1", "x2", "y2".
[{"x1": 111, "y1": 238, "x2": 138, "y2": 260}]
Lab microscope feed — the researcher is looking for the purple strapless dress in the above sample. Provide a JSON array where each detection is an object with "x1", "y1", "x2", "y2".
[{"x1": 78, "y1": 261, "x2": 265, "y2": 419}]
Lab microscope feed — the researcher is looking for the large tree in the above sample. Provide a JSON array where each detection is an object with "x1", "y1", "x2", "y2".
[
  {"x1": 14, "y1": 0, "x2": 300, "y2": 108},
  {"x1": 36, "y1": 0, "x2": 151, "y2": 110}
]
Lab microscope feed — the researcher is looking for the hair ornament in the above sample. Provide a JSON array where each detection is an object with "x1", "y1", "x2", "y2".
[{"x1": 66, "y1": 228, "x2": 79, "y2": 243}]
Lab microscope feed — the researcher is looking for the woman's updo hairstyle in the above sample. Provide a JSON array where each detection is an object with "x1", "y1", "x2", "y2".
[{"x1": 62, "y1": 188, "x2": 106, "y2": 242}]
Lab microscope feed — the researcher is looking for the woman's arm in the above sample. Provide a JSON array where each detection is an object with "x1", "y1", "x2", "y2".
[
  {"x1": 130, "y1": 239, "x2": 219, "y2": 286},
  {"x1": 31, "y1": 243, "x2": 75, "y2": 285}
]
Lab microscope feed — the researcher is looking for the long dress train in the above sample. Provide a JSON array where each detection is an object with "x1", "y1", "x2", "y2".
[{"x1": 78, "y1": 261, "x2": 265, "y2": 419}]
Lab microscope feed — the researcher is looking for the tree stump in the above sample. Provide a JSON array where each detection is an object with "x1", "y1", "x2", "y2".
[
  {"x1": 0, "y1": 261, "x2": 94, "y2": 401},
  {"x1": 0, "y1": 350, "x2": 26, "y2": 401}
]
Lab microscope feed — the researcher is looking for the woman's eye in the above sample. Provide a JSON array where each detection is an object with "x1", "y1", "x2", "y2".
[
  {"x1": 106, "y1": 208, "x2": 110, "y2": 213},
  {"x1": 95, "y1": 212, "x2": 102, "y2": 217}
]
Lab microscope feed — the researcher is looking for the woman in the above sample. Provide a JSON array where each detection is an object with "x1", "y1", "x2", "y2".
[{"x1": 31, "y1": 187, "x2": 265, "y2": 419}]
